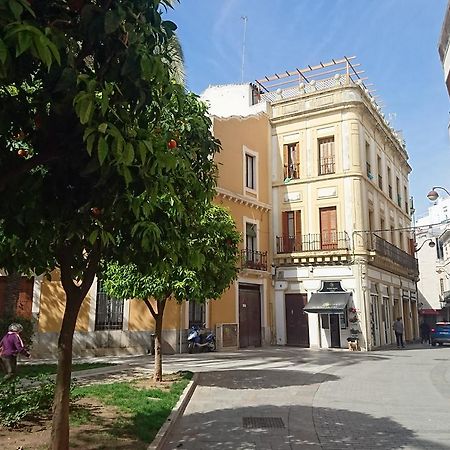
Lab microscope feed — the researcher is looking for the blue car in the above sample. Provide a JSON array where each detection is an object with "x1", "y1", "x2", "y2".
[{"x1": 431, "y1": 322, "x2": 450, "y2": 346}]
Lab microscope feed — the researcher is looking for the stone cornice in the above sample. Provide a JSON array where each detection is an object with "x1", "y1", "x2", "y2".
[{"x1": 216, "y1": 188, "x2": 271, "y2": 212}]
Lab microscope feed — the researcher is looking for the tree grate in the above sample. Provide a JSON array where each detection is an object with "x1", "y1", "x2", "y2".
[{"x1": 243, "y1": 417, "x2": 285, "y2": 429}]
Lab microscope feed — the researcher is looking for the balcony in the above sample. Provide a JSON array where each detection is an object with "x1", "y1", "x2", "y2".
[
  {"x1": 370, "y1": 234, "x2": 419, "y2": 278},
  {"x1": 283, "y1": 163, "x2": 300, "y2": 180},
  {"x1": 276, "y1": 232, "x2": 350, "y2": 253},
  {"x1": 241, "y1": 249, "x2": 268, "y2": 271}
]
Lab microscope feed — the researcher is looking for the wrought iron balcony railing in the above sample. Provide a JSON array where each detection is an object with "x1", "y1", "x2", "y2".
[
  {"x1": 276, "y1": 232, "x2": 350, "y2": 254},
  {"x1": 241, "y1": 249, "x2": 268, "y2": 271},
  {"x1": 371, "y1": 234, "x2": 418, "y2": 275},
  {"x1": 283, "y1": 163, "x2": 300, "y2": 180}
]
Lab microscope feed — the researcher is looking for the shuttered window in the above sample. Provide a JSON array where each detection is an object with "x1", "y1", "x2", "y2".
[
  {"x1": 318, "y1": 137, "x2": 335, "y2": 175},
  {"x1": 319, "y1": 207, "x2": 337, "y2": 250}
]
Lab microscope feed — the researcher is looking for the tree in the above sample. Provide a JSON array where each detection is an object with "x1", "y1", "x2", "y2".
[
  {"x1": 0, "y1": 1, "x2": 219, "y2": 448},
  {"x1": 103, "y1": 203, "x2": 241, "y2": 381}
]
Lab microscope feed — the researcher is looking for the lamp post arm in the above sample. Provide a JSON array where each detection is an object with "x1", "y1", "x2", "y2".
[{"x1": 432, "y1": 186, "x2": 450, "y2": 196}]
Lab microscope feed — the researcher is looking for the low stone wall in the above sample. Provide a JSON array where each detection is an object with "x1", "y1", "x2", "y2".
[{"x1": 31, "y1": 329, "x2": 186, "y2": 359}]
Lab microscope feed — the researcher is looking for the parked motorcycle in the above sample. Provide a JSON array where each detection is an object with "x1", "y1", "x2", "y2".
[{"x1": 187, "y1": 324, "x2": 216, "y2": 353}]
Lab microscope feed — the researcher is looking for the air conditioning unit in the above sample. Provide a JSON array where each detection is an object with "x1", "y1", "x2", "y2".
[{"x1": 216, "y1": 323, "x2": 239, "y2": 351}]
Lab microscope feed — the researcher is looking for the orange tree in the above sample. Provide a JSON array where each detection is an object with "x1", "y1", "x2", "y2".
[
  {"x1": 0, "y1": 1, "x2": 219, "y2": 449},
  {"x1": 102, "y1": 203, "x2": 241, "y2": 382}
]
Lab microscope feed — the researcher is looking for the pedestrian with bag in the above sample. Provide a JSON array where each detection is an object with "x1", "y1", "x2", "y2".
[{"x1": 0, "y1": 323, "x2": 30, "y2": 379}]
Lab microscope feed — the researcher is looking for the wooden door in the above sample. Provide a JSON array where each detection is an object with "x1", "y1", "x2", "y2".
[
  {"x1": 330, "y1": 314, "x2": 341, "y2": 348},
  {"x1": 239, "y1": 285, "x2": 262, "y2": 348},
  {"x1": 320, "y1": 207, "x2": 337, "y2": 250},
  {"x1": 285, "y1": 294, "x2": 309, "y2": 347}
]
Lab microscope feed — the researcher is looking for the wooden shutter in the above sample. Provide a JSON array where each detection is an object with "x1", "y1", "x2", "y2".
[
  {"x1": 295, "y1": 210, "x2": 302, "y2": 250},
  {"x1": 319, "y1": 137, "x2": 335, "y2": 174},
  {"x1": 320, "y1": 207, "x2": 337, "y2": 250},
  {"x1": 282, "y1": 211, "x2": 290, "y2": 252}
]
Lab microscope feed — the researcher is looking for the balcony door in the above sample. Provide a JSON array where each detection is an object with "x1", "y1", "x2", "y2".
[
  {"x1": 320, "y1": 207, "x2": 337, "y2": 250},
  {"x1": 282, "y1": 210, "x2": 301, "y2": 252}
]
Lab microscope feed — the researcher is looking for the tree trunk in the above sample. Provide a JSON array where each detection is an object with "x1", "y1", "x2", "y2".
[
  {"x1": 50, "y1": 244, "x2": 99, "y2": 450},
  {"x1": 50, "y1": 289, "x2": 83, "y2": 450},
  {"x1": 143, "y1": 298, "x2": 167, "y2": 382},
  {"x1": 154, "y1": 310, "x2": 163, "y2": 382}
]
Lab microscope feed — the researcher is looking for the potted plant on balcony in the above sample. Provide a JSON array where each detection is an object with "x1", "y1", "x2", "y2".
[{"x1": 349, "y1": 315, "x2": 359, "y2": 323}]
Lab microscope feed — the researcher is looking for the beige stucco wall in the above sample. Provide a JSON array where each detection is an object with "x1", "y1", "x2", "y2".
[{"x1": 38, "y1": 271, "x2": 90, "y2": 333}]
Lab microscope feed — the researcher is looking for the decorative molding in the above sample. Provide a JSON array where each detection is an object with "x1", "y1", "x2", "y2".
[{"x1": 216, "y1": 188, "x2": 271, "y2": 212}]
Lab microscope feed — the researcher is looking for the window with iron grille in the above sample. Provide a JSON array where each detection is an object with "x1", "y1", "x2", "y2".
[
  {"x1": 318, "y1": 137, "x2": 335, "y2": 175},
  {"x1": 189, "y1": 301, "x2": 205, "y2": 328},
  {"x1": 95, "y1": 280, "x2": 124, "y2": 331}
]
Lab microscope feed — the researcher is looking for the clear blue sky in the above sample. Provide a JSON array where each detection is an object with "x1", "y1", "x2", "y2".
[{"x1": 167, "y1": 0, "x2": 450, "y2": 217}]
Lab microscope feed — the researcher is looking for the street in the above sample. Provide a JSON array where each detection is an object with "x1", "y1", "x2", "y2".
[{"x1": 153, "y1": 345, "x2": 450, "y2": 450}]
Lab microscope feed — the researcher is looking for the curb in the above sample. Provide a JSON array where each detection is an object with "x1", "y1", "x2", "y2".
[{"x1": 147, "y1": 372, "x2": 198, "y2": 450}]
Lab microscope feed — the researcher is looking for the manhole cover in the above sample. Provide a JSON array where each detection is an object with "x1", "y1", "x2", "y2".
[{"x1": 243, "y1": 417, "x2": 285, "y2": 429}]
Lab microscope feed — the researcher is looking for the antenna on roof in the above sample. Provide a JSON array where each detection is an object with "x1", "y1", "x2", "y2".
[{"x1": 241, "y1": 16, "x2": 248, "y2": 83}]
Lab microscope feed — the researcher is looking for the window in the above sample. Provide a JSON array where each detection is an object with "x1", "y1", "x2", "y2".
[
  {"x1": 245, "y1": 153, "x2": 256, "y2": 190},
  {"x1": 440, "y1": 278, "x2": 445, "y2": 295},
  {"x1": 365, "y1": 141, "x2": 372, "y2": 179},
  {"x1": 396, "y1": 177, "x2": 401, "y2": 207},
  {"x1": 189, "y1": 302, "x2": 205, "y2": 328},
  {"x1": 245, "y1": 222, "x2": 257, "y2": 252},
  {"x1": 404, "y1": 186, "x2": 408, "y2": 213},
  {"x1": 387, "y1": 167, "x2": 392, "y2": 199},
  {"x1": 283, "y1": 142, "x2": 299, "y2": 179},
  {"x1": 377, "y1": 156, "x2": 383, "y2": 189},
  {"x1": 281, "y1": 210, "x2": 301, "y2": 252},
  {"x1": 340, "y1": 311, "x2": 348, "y2": 329},
  {"x1": 319, "y1": 137, "x2": 335, "y2": 175},
  {"x1": 319, "y1": 206, "x2": 337, "y2": 250},
  {"x1": 95, "y1": 280, "x2": 124, "y2": 331}
]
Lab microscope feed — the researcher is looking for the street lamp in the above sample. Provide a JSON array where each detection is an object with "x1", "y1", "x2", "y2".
[
  {"x1": 427, "y1": 186, "x2": 450, "y2": 202},
  {"x1": 414, "y1": 239, "x2": 436, "y2": 252}
]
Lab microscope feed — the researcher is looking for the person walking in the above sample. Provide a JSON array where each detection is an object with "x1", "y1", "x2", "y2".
[
  {"x1": 420, "y1": 320, "x2": 431, "y2": 344},
  {"x1": 393, "y1": 317, "x2": 405, "y2": 348},
  {"x1": 0, "y1": 323, "x2": 30, "y2": 379}
]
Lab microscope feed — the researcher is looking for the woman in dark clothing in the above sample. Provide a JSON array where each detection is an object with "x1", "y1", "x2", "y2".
[{"x1": 0, "y1": 323, "x2": 30, "y2": 379}]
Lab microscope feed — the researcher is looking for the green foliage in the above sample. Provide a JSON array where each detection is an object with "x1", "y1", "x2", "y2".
[
  {"x1": 73, "y1": 371, "x2": 192, "y2": 442},
  {"x1": 103, "y1": 203, "x2": 241, "y2": 304},
  {"x1": 0, "y1": 315, "x2": 34, "y2": 348},
  {"x1": 0, "y1": 375, "x2": 55, "y2": 427},
  {"x1": 0, "y1": 0, "x2": 219, "y2": 280}
]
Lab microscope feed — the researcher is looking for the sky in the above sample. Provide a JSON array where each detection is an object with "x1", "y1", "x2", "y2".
[{"x1": 167, "y1": 0, "x2": 450, "y2": 217}]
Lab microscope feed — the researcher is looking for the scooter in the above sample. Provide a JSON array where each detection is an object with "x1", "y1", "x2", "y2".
[{"x1": 187, "y1": 324, "x2": 216, "y2": 353}]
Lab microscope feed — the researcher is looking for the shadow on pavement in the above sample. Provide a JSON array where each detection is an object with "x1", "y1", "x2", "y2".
[
  {"x1": 163, "y1": 347, "x2": 392, "y2": 372},
  {"x1": 197, "y1": 369, "x2": 339, "y2": 390},
  {"x1": 167, "y1": 403, "x2": 448, "y2": 450}
]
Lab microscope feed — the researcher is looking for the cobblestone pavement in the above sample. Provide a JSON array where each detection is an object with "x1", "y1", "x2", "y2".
[{"x1": 161, "y1": 345, "x2": 450, "y2": 450}]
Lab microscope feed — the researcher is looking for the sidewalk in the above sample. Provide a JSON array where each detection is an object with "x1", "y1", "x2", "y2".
[{"x1": 161, "y1": 345, "x2": 450, "y2": 450}]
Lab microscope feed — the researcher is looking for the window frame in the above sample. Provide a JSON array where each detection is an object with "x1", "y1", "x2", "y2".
[
  {"x1": 318, "y1": 136, "x2": 335, "y2": 175},
  {"x1": 283, "y1": 142, "x2": 300, "y2": 180},
  {"x1": 94, "y1": 280, "x2": 124, "y2": 331}
]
